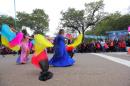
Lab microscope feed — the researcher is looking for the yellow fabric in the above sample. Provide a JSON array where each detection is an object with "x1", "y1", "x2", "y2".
[
  {"x1": 1, "y1": 36, "x2": 9, "y2": 47},
  {"x1": 34, "y1": 34, "x2": 53, "y2": 55},
  {"x1": 1, "y1": 36, "x2": 20, "y2": 51},
  {"x1": 68, "y1": 34, "x2": 83, "y2": 47}
]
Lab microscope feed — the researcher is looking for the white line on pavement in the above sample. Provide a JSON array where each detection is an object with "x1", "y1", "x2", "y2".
[{"x1": 91, "y1": 53, "x2": 130, "y2": 67}]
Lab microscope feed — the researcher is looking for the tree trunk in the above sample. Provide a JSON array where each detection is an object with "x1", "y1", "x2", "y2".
[
  {"x1": 81, "y1": 25, "x2": 85, "y2": 43},
  {"x1": 75, "y1": 29, "x2": 80, "y2": 34},
  {"x1": 82, "y1": 30, "x2": 85, "y2": 43}
]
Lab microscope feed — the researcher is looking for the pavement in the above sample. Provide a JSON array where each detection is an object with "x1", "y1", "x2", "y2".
[{"x1": 0, "y1": 52, "x2": 130, "y2": 86}]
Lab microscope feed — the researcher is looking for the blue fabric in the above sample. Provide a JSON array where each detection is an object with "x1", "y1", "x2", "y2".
[
  {"x1": 16, "y1": 56, "x2": 21, "y2": 64},
  {"x1": 31, "y1": 39, "x2": 35, "y2": 45},
  {"x1": 16, "y1": 56, "x2": 29, "y2": 64},
  {"x1": 1, "y1": 24, "x2": 16, "y2": 41},
  {"x1": 49, "y1": 35, "x2": 75, "y2": 67}
]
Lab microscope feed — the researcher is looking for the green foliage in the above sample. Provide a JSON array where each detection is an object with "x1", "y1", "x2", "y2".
[
  {"x1": 0, "y1": 15, "x2": 15, "y2": 26},
  {"x1": 87, "y1": 12, "x2": 130, "y2": 35},
  {"x1": 61, "y1": 8, "x2": 84, "y2": 33},
  {"x1": 60, "y1": 0, "x2": 106, "y2": 42},
  {"x1": 112, "y1": 14, "x2": 130, "y2": 29},
  {"x1": 31, "y1": 9, "x2": 49, "y2": 34},
  {"x1": 17, "y1": 9, "x2": 49, "y2": 34},
  {"x1": 16, "y1": 12, "x2": 31, "y2": 30},
  {"x1": 86, "y1": 38, "x2": 96, "y2": 43}
]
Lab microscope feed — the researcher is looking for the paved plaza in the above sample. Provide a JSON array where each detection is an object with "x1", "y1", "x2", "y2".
[{"x1": 0, "y1": 52, "x2": 130, "y2": 86}]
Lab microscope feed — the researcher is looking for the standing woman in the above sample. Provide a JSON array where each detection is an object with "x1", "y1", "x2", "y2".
[
  {"x1": 16, "y1": 29, "x2": 30, "y2": 64},
  {"x1": 49, "y1": 29, "x2": 75, "y2": 67}
]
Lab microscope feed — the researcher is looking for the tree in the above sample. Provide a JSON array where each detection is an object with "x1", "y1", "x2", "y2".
[
  {"x1": 114, "y1": 14, "x2": 130, "y2": 29},
  {"x1": 87, "y1": 12, "x2": 121, "y2": 35},
  {"x1": 61, "y1": 0, "x2": 106, "y2": 42},
  {"x1": 17, "y1": 9, "x2": 49, "y2": 34},
  {"x1": 61, "y1": 8, "x2": 84, "y2": 34},
  {"x1": 31, "y1": 9, "x2": 49, "y2": 34},
  {"x1": 87, "y1": 12, "x2": 130, "y2": 35},
  {"x1": 17, "y1": 12, "x2": 31, "y2": 31},
  {"x1": 0, "y1": 15, "x2": 15, "y2": 26}
]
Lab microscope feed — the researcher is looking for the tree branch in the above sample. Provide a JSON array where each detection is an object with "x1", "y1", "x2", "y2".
[{"x1": 65, "y1": 24, "x2": 81, "y2": 33}]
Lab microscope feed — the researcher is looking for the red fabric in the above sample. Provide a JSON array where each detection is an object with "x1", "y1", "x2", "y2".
[
  {"x1": 104, "y1": 43, "x2": 109, "y2": 49},
  {"x1": 118, "y1": 42, "x2": 121, "y2": 48},
  {"x1": 66, "y1": 46, "x2": 74, "y2": 52},
  {"x1": 66, "y1": 34, "x2": 72, "y2": 39},
  {"x1": 31, "y1": 50, "x2": 48, "y2": 68},
  {"x1": 96, "y1": 43, "x2": 100, "y2": 49},
  {"x1": 118, "y1": 41, "x2": 126, "y2": 48},
  {"x1": 110, "y1": 42, "x2": 114, "y2": 47},
  {"x1": 121, "y1": 42, "x2": 126, "y2": 48}
]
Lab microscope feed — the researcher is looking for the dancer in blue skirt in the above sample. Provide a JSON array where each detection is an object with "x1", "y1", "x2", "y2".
[{"x1": 49, "y1": 29, "x2": 75, "y2": 67}]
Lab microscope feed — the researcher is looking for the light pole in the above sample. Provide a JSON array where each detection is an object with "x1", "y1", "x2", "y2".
[{"x1": 14, "y1": 0, "x2": 17, "y2": 29}]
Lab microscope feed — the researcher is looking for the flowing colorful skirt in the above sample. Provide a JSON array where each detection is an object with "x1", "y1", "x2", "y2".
[
  {"x1": 49, "y1": 47, "x2": 75, "y2": 67},
  {"x1": 16, "y1": 49, "x2": 29, "y2": 64}
]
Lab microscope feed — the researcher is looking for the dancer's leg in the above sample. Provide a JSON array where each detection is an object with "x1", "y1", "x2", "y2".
[{"x1": 39, "y1": 60, "x2": 53, "y2": 81}]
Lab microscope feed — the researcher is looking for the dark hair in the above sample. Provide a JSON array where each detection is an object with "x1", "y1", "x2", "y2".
[
  {"x1": 9, "y1": 24, "x2": 14, "y2": 27},
  {"x1": 58, "y1": 29, "x2": 64, "y2": 35},
  {"x1": 22, "y1": 29, "x2": 27, "y2": 39},
  {"x1": 31, "y1": 35, "x2": 34, "y2": 38},
  {"x1": 22, "y1": 29, "x2": 27, "y2": 36}
]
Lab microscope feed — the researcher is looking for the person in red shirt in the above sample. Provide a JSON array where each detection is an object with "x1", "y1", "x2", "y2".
[
  {"x1": 121, "y1": 39, "x2": 126, "y2": 52},
  {"x1": 109, "y1": 40, "x2": 114, "y2": 52},
  {"x1": 118, "y1": 39, "x2": 126, "y2": 52}
]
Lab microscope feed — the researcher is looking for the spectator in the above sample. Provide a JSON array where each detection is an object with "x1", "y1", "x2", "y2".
[
  {"x1": 95, "y1": 41, "x2": 101, "y2": 52},
  {"x1": 100, "y1": 40, "x2": 105, "y2": 52},
  {"x1": 119, "y1": 39, "x2": 126, "y2": 52}
]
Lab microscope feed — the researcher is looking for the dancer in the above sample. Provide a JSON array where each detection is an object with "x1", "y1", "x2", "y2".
[
  {"x1": 66, "y1": 46, "x2": 75, "y2": 58},
  {"x1": 0, "y1": 25, "x2": 1, "y2": 43},
  {"x1": 66, "y1": 33, "x2": 83, "y2": 57},
  {"x1": 66, "y1": 39, "x2": 75, "y2": 58},
  {"x1": 31, "y1": 34, "x2": 53, "y2": 81},
  {"x1": 1, "y1": 23, "x2": 20, "y2": 56},
  {"x1": 1, "y1": 23, "x2": 53, "y2": 81},
  {"x1": 0, "y1": 25, "x2": 2, "y2": 55},
  {"x1": 32, "y1": 50, "x2": 53, "y2": 81},
  {"x1": 49, "y1": 29, "x2": 75, "y2": 67},
  {"x1": 0, "y1": 24, "x2": 2, "y2": 43},
  {"x1": 16, "y1": 29, "x2": 30, "y2": 64}
]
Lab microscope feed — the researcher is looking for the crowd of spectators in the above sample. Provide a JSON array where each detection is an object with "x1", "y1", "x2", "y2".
[
  {"x1": 0, "y1": 38, "x2": 130, "y2": 55},
  {"x1": 0, "y1": 45, "x2": 17, "y2": 55},
  {"x1": 78, "y1": 39, "x2": 128, "y2": 53}
]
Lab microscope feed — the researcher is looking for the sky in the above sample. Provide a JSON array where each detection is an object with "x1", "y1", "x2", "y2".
[{"x1": 0, "y1": 0, "x2": 130, "y2": 35}]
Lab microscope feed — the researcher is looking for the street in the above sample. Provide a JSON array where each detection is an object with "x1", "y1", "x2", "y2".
[{"x1": 0, "y1": 52, "x2": 130, "y2": 86}]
